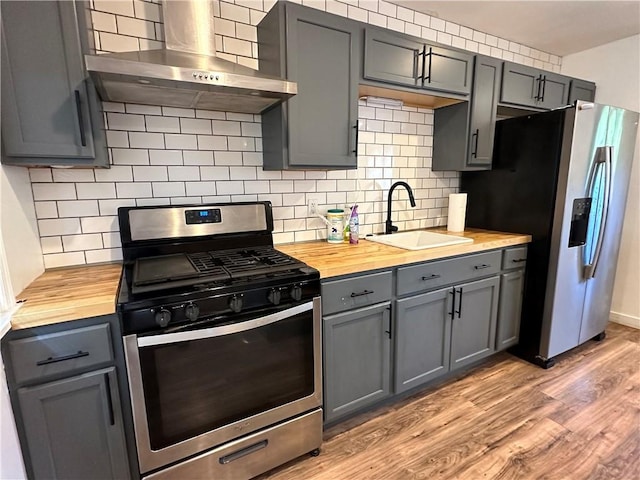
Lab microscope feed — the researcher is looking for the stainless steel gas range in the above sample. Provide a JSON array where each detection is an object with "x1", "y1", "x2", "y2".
[{"x1": 116, "y1": 202, "x2": 322, "y2": 479}]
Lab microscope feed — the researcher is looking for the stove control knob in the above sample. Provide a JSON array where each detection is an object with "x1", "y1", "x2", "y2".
[
  {"x1": 290, "y1": 285, "x2": 303, "y2": 302},
  {"x1": 268, "y1": 288, "x2": 282, "y2": 306},
  {"x1": 155, "y1": 308, "x2": 171, "y2": 328},
  {"x1": 229, "y1": 295, "x2": 243, "y2": 313},
  {"x1": 185, "y1": 303, "x2": 200, "y2": 321}
]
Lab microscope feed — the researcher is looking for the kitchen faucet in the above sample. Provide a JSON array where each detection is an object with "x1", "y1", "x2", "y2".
[{"x1": 385, "y1": 181, "x2": 416, "y2": 234}]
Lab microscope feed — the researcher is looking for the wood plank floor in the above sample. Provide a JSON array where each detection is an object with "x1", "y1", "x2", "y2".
[{"x1": 258, "y1": 322, "x2": 640, "y2": 480}]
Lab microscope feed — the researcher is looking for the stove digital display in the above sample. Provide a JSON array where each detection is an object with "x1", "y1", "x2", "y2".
[{"x1": 185, "y1": 208, "x2": 222, "y2": 224}]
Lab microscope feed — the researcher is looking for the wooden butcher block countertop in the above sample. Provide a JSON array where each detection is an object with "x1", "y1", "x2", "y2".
[
  {"x1": 10, "y1": 263, "x2": 122, "y2": 330},
  {"x1": 276, "y1": 228, "x2": 532, "y2": 279}
]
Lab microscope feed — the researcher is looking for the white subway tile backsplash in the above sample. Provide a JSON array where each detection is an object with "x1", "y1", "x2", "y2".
[
  {"x1": 165, "y1": 134, "x2": 198, "y2": 150},
  {"x1": 106, "y1": 130, "x2": 130, "y2": 148},
  {"x1": 214, "y1": 151, "x2": 243, "y2": 165},
  {"x1": 81, "y1": 216, "x2": 118, "y2": 233},
  {"x1": 35, "y1": 202, "x2": 58, "y2": 219},
  {"x1": 62, "y1": 233, "x2": 103, "y2": 252},
  {"x1": 95, "y1": 165, "x2": 133, "y2": 182},
  {"x1": 227, "y1": 137, "x2": 255, "y2": 151},
  {"x1": 44, "y1": 252, "x2": 86, "y2": 269},
  {"x1": 185, "y1": 181, "x2": 216, "y2": 196},
  {"x1": 230, "y1": 167, "x2": 257, "y2": 180},
  {"x1": 133, "y1": 0, "x2": 160, "y2": 21},
  {"x1": 244, "y1": 180, "x2": 270, "y2": 194},
  {"x1": 152, "y1": 182, "x2": 185, "y2": 197},
  {"x1": 168, "y1": 166, "x2": 200, "y2": 181},
  {"x1": 38, "y1": 218, "x2": 81, "y2": 236},
  {"x1": 85, "y1": 248, "x2": 123, "y2": 264},
  {"x1": 200, "y1": 166, "x2": 230, "y2": 181},
  {"x1": 116, "y1": 182, "x2": 152, "y2": 198},
  {"x1": 162, "y1": 107, "x2": 195, "y2": 117},
  {"x1": 220, "y1": 2, "x2": 251, "y2": 24},
  {"x1": 212, "y1": 120, "x2": 242, "y2": 136},
  {"x1": 198, "y1": 135, "x2": 228, "y2": 150},
  {"x1": 29, "y1": 168, "x2": 53, "y2": 183},
  {"x1": 183, "y1": 151, "x2": 214, "y2": 165},
  {"x1": 149, "y1": 150, "x2": 182, "y2": 165},
  {"x1": 129, "y1": 132, "x2": 165, "y2": 149},
  {"x1": 51, "y1": 169, "x2": 95, "y2": 183},
  {"x1": 146, "y1": 115, "x2": 180, "y2": 133},
  {"x1": 216, "y1": 181, "x2": 245, "y2": 195},
  {"x1": 133, "y1": 166, "x2": 168, "y2": 182},
  {"x1": 91, "y1": 11, "x2": 117, "y2": 32},
  {"x1": 180, "y1": 118, "x2": 212, "y2": 135},
  {"x1": 116, "y1": 16, "x2": 155, "y2": 39},
  {"x1": 107, "y1": 113, "x2": 145, "y2": 131},
  {"x1": 99, "y1": 32, "x2": 140, "y2": 52},
  {"x1": 41, "y1": 237, "x2": 63, "y2": 254},
  {"x1": 32, "y1": 183, "x2": 76, "y2": 201},
  {"x1": 57, "y1": 200, "x2": 99, "y2": 218},
  {"x1": 94, "y1": 0, "x2": 135, "y2": 16},
  {"x1": 76, "y1": 182, "x2": 116, "y2": 200}
]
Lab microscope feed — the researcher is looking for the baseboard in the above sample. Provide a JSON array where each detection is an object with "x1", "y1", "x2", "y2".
[{"x1": 610, "y1": 311, "x2": 640, "y2": 329}]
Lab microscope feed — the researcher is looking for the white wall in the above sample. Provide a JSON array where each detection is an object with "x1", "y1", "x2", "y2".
[
  {"x1": 562, "y1": 34, "x2": 640, "y2": 328},
  {"x1": 0, "y1": 165, "x2": 44, "y2": 294}
]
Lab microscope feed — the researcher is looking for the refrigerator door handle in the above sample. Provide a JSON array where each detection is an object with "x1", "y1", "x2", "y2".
[{"x1": 583, "y1": 146, "x2": 612, "y2": 280}]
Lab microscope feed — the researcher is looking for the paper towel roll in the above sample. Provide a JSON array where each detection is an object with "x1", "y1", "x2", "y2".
[{"x1": 447, "y1": 193, "x2": 467, "y2": 232}]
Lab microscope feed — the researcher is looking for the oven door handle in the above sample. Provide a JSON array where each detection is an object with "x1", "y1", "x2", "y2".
[{"x1": 137, "y1": 301, "x2": 314, "y2": 347}]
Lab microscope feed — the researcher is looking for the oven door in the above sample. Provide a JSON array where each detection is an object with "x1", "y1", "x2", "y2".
[{"x1": 123, "y1": 297, "x2": 322, "y2": 474}]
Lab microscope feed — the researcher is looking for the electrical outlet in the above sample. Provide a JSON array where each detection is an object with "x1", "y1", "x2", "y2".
[{"x1": 308, "y1": 199, "x2": 318, "y2": 216}]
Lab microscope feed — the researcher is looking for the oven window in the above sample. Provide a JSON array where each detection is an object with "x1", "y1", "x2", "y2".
[{"x1": 138, "y1": 310, "x2": 314, "y2": 450}]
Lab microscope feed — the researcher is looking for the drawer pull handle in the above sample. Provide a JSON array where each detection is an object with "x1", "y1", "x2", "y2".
[
  {"x1": 512, "y1": 258, "x2": 527, "y2": 263},
  {"x1": 474, "y1": 264, "x2": 491, "y2": 270},
  {"x1": 36, "y1": 350, "x2": 89, "y2": 366},
  {"x1": 449, "y1": 290, "x2": 456, "y2": 319},
  {"x1": 219, "y1": 440, "x2": 268, "y2": 465},
  {"x1": 421, "y1": 274, "x2": 441, "y2": 281},
  {"x1": 351, "y1": 290, "x2": 374, "y2": 298},
  {"x1": 456, "y1": 287, "x2": 463, "y2": 319}
]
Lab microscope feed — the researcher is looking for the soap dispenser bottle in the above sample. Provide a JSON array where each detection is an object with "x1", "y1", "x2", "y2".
[{"x1": 349, "y1": 205, "x2": 359, "y2": 244}]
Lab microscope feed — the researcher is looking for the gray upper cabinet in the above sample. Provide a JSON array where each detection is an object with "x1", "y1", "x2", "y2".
[
  {"x1": 363, "y1": 28, "x2": 473, "y2": 96},
  {"x1": 17, "y1": 367, "x2": 129, "y2": 480},
  {"x1": 569, "y1": 78, "x2": 596, "y2": 104},
  {"x1": 258, "y1": 3, "x2": 359, "y2": 170},
  {"x1": 323, "y1": 303, "x2": 392, "y2": 422},
  {"x1": 394, "y1": 288, "x2": 452, "y2": 394},
  {"x1": 433, "y1": 55, "x2": 501, "y2": 171},
  {"x1": 500, "y1": 62, "x2": 570, "y2": 110},
  {"x1": 450, "y1": 276, "x2": 499, "y2": 370},
  {"x1": 1, "y1": 0, "x2": 107, "y2": 167}
]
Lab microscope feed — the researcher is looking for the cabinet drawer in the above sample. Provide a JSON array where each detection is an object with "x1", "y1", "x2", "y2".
[
  {"x1": 397, "y1": 250, "x2": 502, "y2": 296},
  {"x1": 8, "y1": 324, "x2": 114, "y2": 384},
  {"x1": 322, "y1": 271, "x2": 392, "y2": 316},
  {"x1": 502, "y1": 247, "x2": 528, "y2": 269}
]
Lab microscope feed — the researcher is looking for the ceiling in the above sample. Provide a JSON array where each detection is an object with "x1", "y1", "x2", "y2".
[{"x1": 390, "y1": 1, "x2": 640, "y2": 56}]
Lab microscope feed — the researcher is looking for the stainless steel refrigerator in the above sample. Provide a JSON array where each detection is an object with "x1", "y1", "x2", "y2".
[{"x1": 461, "y1": 101, "x2": 639, "y2": 368}]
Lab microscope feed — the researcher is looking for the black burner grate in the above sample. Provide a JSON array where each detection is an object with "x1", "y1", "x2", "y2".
[{"x1": 187, "y1": 247, "x2": 304, "y2": 279}]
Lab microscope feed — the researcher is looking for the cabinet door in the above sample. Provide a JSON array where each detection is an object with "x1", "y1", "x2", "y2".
[
  {"x1": 424, "y1": 46, "x2": 473, "y2": 95},
  {"x1": 324, "y1": 303, "x2": 392, "y2": 422},
  {"x1": 538, "y1": 72, "x2": 570, "y2": 109},
  {"x1": 496, "y1": 270, "x2": 525, "y2": 351},
  {"x1": 394, "y1": 288, "x2": 452, "y2": 394},
  {"x1": 500, "y1": 62, "x2": 542, "y2": 108},
  {"x1": 568, "y1": 78, "x2": 596, "y2": 104},
  {"x1": 1, "y1": 1, "x2": 95, "y2": 158},
  {"x1": 450, "y1": 276, "x2": 500, "y2": 370},
  {"x1": 285, "y1": 7, "x2": 359, "y2": 168},
  {"x1": 363, "y1": 28, "x2": 422, "y2": 87},
  {"x1": 18, "y1": 367, "x2": 130, "y2": 480},
  {"x1": 467, "y1": 56, "x2": 501, "y2": 167}
]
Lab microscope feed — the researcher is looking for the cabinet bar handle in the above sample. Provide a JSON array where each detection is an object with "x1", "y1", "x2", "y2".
[
  {"x1": 540, "y1": 75, "x2": 547, "y2": 102},
  {"x1": 36, "y1": 350, "x2": 89, "y2": 366},
  {"x1": 425, "y1": 47, "x2": 432, "y2": 83},
  {"x1": 512, "y1": 258, "x2": 527, "y2": 263},
  {"x1": 456, "y1": 287, "x2": 463, "y2": 318},
  {"x1": 352, "y1": 123, "x2": 359, "y2": 155},
  {"x1": 385, "y1": 306, "x2": 392, "y2": 339},
  {"x1": 220, "y1": 440, "x2": 268, "y2": 465},
  {"x1": 421, "y1": 274, "x2": 441, "y2": 281},
  {"x1": 449, "y1": 289, "x2": 456, "y2": 319},
  {"x1": 351, "y1": 290, "x2": 373, "y2": 298},
  {"x1": 104, "y1": 373, "x2": 115, "y2": 426},
  {"x1": 74, "y1": 90, "x2": 87, "y2": 147},
  {"x1": 534, "y1": 75, "x2": 542, "y2": 101},
  {"x1": 474, "y1": 264, "x2": 491, "y2": 270},
  {"x1": 471, "y1": 129, "x2": 479, "y2": 158}
]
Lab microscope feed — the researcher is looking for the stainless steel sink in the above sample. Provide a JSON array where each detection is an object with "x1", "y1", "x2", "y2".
[{"x1": 366, "y1": 230, "x2": 473, "y2": 250}]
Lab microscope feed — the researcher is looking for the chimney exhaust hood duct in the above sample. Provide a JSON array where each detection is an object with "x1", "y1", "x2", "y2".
[{"x1": 84, "y1": 1, "x2": 296, "y2": 114}]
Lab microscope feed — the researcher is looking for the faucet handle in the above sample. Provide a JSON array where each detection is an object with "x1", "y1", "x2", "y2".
[{"x1": 390, "y1": 225, "x2": 398, "y2": 232}]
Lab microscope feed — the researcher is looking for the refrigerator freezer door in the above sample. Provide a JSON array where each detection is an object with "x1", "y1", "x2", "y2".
[
  {"x1": 541, "y1": 103, "x2": 607, "y2": 359},
  {"x1": 579, "y1": 107, "x2": 639, "y2": 343}
]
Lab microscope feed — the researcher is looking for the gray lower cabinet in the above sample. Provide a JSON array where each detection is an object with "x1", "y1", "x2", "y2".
[
  {"x1": 496, "y1": 270, "x2": 525, "y2": 351},
  {"x1": 433, "y1": 55, "x2": 501, "y2": 171},
  {"x1": 258, "y1": 2, "x2": 359, "y2": 169},
  {"x1": 0, "y1": 0, "x2": 107, "y2": 167},
  {"x1": 449, "y1": 276, "x2": 500, "y2": 370},
  {"x1": 500, "y1": 62, "x2": 570, "y2": 110},
  {"x1": 323, "y1": 303, "x2": 392, "y2": 422},
  {"x1": 17, "y1": 367, "x2": 129, "y2": 480},
  {"x1": 363, "y1": 27, "x2": 473, "y2": 95},
  {"x1": 569, "y1": 78, "x2": 596, "y2": 103},
  {"x1": 394, "y1": 288, "x2": 452, "y2": 394}
]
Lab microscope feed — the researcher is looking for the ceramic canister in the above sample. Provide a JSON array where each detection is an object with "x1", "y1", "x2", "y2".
[{"x1": 326, "y1": 209, "x2": 344, "y2": 243}]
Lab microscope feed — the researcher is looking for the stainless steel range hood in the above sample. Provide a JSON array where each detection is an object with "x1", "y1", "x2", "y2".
[{"x1": 85, "y1": 1, "x2": 296, "y2": 114}]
